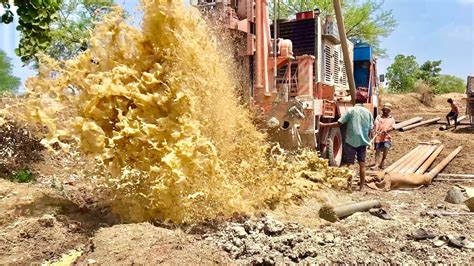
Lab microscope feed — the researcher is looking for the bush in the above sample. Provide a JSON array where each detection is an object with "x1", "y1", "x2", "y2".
[
  {"x1": 9, "y1": 169, "x2": 35, "y2": 183},
  {"x1": 434, "y1": 75, "x2": 466, "y2": 94},
  {"x1": 0, "y1": 120, "x2": 45, "y2": 177},
  {"x1": 414, "y1": 80, "x2": 434, "y2": 106}
]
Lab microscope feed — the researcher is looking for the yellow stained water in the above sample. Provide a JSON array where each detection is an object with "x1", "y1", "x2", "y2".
[{"x1": 14, "y1": 0, "x2": 352, "y2": 223}]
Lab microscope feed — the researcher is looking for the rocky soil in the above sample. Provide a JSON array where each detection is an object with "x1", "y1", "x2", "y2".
[{"x1": 0, "y1": 93, "x2": 473, "y2": 264}]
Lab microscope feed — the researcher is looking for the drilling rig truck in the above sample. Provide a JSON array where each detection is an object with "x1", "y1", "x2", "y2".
[{"x1": 194, "y1": 0, "x2": 380, "y2": 166}]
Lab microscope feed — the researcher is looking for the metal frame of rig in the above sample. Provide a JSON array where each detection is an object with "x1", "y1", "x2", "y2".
[{"x1": 193, "y1": 0, "x2": 380, "y2": 166}]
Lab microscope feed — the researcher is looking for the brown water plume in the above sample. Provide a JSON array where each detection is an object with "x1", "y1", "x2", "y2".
[{"x1": 11, "y1": 0, "x2": 351, "y2": 223}]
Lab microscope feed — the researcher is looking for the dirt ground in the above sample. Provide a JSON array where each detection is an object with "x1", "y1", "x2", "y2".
[{"x1": 0, "y1": 93, "x2": 473, "y2": 264}]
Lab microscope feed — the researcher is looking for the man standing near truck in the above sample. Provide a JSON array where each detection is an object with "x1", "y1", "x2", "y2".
[{"x1": 320, "y1": 93, "x2": 373, "y2": 191}]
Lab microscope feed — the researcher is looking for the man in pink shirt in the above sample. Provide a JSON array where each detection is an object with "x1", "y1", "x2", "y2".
[{"x1": 372, "y1": 103, "x2": 396, "y2": 170}]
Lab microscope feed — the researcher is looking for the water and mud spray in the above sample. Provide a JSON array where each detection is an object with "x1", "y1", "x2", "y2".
[{"x1": 9, "y1": 0, "x2": 351, "y2": 223}]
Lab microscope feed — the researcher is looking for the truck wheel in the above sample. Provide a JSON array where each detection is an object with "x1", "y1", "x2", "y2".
[{"x1": 326, "y1": 128, "x2": 343, "y2": 167}]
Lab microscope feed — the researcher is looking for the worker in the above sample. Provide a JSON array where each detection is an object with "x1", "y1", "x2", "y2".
[
  {"x1": 446, "y1": 98, "x2": 459, "y2": 129},
  {"x1": 320, "y1": 92, "x2": 373, "y2": 190},
  {"x1": 372, "y1": 103, "x2": 396, "y2": 170}
]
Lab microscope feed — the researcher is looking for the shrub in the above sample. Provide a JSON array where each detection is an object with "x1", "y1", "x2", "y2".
[
  {"x1": 414, "y1": 80, "x2": 434, "y2": 106},
  {"x1": 9, "y1": 169, "x2": 35, "y2": 183}
]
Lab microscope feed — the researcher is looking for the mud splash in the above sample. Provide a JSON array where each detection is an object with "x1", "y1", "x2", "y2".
[{"x1": 15, "y1": 0, "x2": 351, "y2": 223}]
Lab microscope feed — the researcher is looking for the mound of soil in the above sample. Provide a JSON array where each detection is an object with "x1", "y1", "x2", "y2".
[{"x1": 77, "y1": 223, "x2": 228, "y2": 265}]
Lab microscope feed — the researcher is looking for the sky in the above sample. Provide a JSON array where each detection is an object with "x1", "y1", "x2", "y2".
[{"x1": 1, "y1": 0, "x2": 473, "y2": 91}]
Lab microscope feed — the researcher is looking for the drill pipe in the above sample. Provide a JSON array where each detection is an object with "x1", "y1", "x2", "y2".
[
  {"x1": 384, "y1": 145, "x2": 422, "y2": 173},
  {"x1": 392, "y1": 145, "x2": 430, "y2": 173},
  {"x1": 439, "y1": 115, "x2": 467, "y2": 130},
  {"x1": 333, "y1": 0, "x2": 356, "y2": 105},
  {"x1": 401, "y1": 145, "x2": 438, "y2": 174},
  {"x1": 319, "y1": 200, "x2": 381, "y2": 222},
  {"x1": 415, "y1": 145, "x2": 444, "y2": 174},
  {"x1": 427, "y1": 146, "x2": 463, "y2": 180},
  {"x1": 394, "y1": 117, "x2": 423, "y2": 130},
  {"x1": 400, "y1": 117, "x2": 440, "y2": 132}
]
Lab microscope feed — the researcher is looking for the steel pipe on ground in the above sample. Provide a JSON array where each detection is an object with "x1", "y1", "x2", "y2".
[
  {"x1": 319, "y1": 200, "x2": 381, "y2": 222},
  {"x1": 384, "y1": 145, "x2": 422, "y2": 173},
  {"x1": 401, "y1": 145, "x2": 438, "y2": 174},
  {"x1": 428, "y1": 146, "x2": 463, "y2": 180},
  {"x1": 400, "y1": 117, "x2": 440, "y2": 132},
  {"x1": 437, "y1": 173, "x2": 474, "y2": 179},
  {"x1": 392, "y1": 145, "x2": 430, "y2": 173},
  {"x1": 394, "y1": 117, "x2": 423, "y2": 130},
  {"x1": 439, "y1": 115, "x2": 467, "y2": 130},
  {"x1": 415, "y1": 145, "x2": 444, "y2": 174}
]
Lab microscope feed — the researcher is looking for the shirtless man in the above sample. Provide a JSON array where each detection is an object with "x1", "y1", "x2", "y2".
[{"x1": 446, "y1": 98, "x2": 459, "y2": 129}]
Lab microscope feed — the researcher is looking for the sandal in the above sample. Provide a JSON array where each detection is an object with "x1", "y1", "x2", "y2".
[
  {"x1": 369, "y1": 208, "x2": 392, "y2": 220},
  {"x1": 408, "y1": 228, "x2": 436, "y2": 241}
]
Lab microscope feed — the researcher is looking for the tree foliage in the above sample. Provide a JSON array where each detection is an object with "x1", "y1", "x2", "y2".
[
  {"x1": 387, "y1": 55, "x2": 464, "y2": 95},
  {"x1": 271, "y1": 0, "x2": 397, "y2": 57},
  {"x1": 0, "y1": 50, "x2": 21, "y2": 94},
  {"x1": 434, "y1": 75, "x2": 465, "y2": 94},
  {"x1": 418, "y1": 60, "x2": 442, "y2": 87},
  {"x1": 386, "y1": 54, "x2": 419, "y2": 93},
  {"x1": 48, "y1": 0, "x2": 113, "y2": 61},
  {"x1": 1, "y1": 0, "x2": 62, "y2": 63},
  {"x1": 0, "y1": 0, "x2": 113, "y2": 63}
]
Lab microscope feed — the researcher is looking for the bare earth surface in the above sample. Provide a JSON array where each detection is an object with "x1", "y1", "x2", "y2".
[{"x1": 0, "y1": 93, "x2": 473, "y2": 264}]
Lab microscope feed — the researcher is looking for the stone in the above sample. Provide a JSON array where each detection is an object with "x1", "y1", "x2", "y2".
[
  {"x1": 445, "y1": 187, "x2": 466, "y2": 204},
  {"x1": 263, "y1": 217, "x2": 284, "y2": 235},
  {"x1": 243, "y1": 220, "x2": 255, "y2": 233},
  {"x1": 233, "y1": 238, "x2": 243, "y2": 247},
  {"x1": 232, "y1": 225, "x2": 248, "y2": 238},
  {"x1": 464, "y1": 197, "x2": 474, "y2": 212},
  {"x1": 38, "y1": 214, "x2": 55, "y2": 227}
]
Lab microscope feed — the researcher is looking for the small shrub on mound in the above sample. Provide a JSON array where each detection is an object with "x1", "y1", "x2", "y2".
[
  {"x1": 414, "y1": 80, "x2": 434, "y2": 106},
  {"x1": 9, "y1": 169, "x2": 35, "y2": 183}
]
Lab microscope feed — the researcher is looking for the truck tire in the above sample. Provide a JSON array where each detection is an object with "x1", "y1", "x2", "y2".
[{"x1": 326, "y1": 128, "x2": 343, "y2": 167}]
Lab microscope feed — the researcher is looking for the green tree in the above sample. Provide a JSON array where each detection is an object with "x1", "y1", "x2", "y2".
[
  {"x1": 0, "y1": 0, "x2": 113, "y2": 63},
  {"x1": 0, "y1": 50, "x2": 21, "y2": 94},
  {"x1": 434, "y1": 75, "x2": 465, "y2": 94},
  {"x1": 1, "y1": 0, "x2": 62, "y2": 63},
  {"x1": 271, "y1": 0, "x2": 397, "y2": 57},
  {"x1": 386, "y1": 54, "x2": 419, "y2": 93},
  {"x1": 48, "y1": 0, "x2": 114, "y2": 61},
  {"x1": 418, "y1": 60, "x2": 442, "y2": 87}
]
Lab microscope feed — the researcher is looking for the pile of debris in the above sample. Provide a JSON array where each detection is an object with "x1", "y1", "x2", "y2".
[{"x1": 203, "y1": 215, "x2": 340, "y2": 264}]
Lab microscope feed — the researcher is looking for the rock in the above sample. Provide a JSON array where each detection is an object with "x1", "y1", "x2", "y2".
[
  {"x1": 232, "y1": 225, "x2": 248, "y2": 238},
  {"x1": 232, "y1": 238, "x2": 243, "y2": 247},
  {"x1": 243, "y1": 220, "x2": 255, "y2": 233},
  {"x1": 86, "y1": 259, "x2": 97, "y2": 264},
  {"x1": 445, "y1": 187, "x2": 466, "y2": 204},
  {"x1": 38, "y1": 214, "x2": 55, "y2": 227},
  {"x1": 263, "y1": 217, "x2": 284, "y2": 235},
  {"x1": 222, "y1": 242, "x2": 234, "y2": 252},
  {"x1": 465, "y1": 197, "x2": 474, "y2": 212}
]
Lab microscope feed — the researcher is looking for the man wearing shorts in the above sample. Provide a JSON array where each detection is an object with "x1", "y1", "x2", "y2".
[
  {"x1": 446, "y1": 98, "x2": 459, "y2": 129},
  {"x1": 320, "y1": 96, "x2": 373, "y2": 190},
  {"x1": 372, "y1": 103, "x2": 396, "y2": 170}
]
